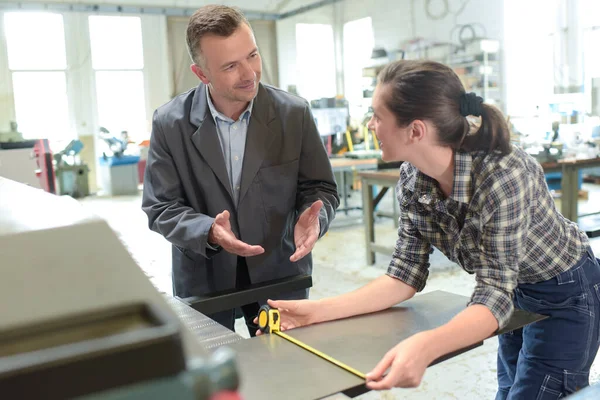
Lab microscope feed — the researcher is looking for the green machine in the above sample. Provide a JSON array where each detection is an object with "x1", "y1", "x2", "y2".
[{"x1": 54, "y1": 139, "x2": 90, "y2": 198}]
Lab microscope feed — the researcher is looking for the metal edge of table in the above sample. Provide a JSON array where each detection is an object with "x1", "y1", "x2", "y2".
[
  {"x1": 166, "y1": 296, "x2": 244, "y2": 351},
  {"x1": 176, "y1": 274, "x2": 312, "y2": 315}
]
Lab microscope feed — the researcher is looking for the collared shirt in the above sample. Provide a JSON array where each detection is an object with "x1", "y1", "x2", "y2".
[
  {"x1": 387, "y1": 146, "x2": 589, "y2": 329},
  {"x1": 206, "y1": 86, "x2": 254, "y2": 206}
]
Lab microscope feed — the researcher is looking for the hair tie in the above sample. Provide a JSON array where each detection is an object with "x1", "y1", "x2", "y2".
[{"x1": 459, "y1": 92, "x2": 483, "y2": 117}]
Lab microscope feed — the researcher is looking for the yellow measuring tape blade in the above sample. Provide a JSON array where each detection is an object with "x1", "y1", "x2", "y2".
[{"x1": 274, "y1": 331, "x2": 366, "y2": 380}]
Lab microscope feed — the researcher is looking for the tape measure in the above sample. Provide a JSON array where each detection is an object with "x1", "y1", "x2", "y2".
[{"x1": 257, "y1": 305, "x2": 366, "y2": 380}]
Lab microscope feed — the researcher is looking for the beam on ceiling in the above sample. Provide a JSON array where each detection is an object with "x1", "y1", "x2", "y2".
[
  {"x1": 0, "y1": 2, "x2": 280, "y2": 20},
  {"x1": 0, "y1": 0, "x2": 345, "y2": 20},
  {"x1": 279, "y1": 0, "x2": 344, "y2": 19}
]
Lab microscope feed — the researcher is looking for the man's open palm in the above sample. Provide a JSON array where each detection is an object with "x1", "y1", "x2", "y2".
[
  {"x1": 209, "y1": 210, "x2": 264, "y2": 257},
  {"x1": 290, "y1": 200, "x2": 323, "y2": 262}
]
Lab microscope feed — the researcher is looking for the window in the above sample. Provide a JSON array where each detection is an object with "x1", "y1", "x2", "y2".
[
  {"x1": 295, "y1": 24, "x2": 337, "y2": 102},
  {"x1": 89, "y1": 16, "x2": 147, "y2": 142},
  {"x1": 343, "y1": 17, "x2": 374, "y2": 120},
  {"x1": 4, "y1": 12, "x2": 72, "y2": 141},
  {"x1": 504, "y1": 0, "x2": 558, "y2": 118}
]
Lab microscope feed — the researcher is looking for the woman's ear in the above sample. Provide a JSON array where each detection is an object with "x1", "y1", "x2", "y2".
[{"x1": 409, "y1": 120, "x2": 427, "y2": 143}]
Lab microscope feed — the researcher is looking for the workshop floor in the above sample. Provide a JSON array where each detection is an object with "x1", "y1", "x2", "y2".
[{"x1": 79, "y1": 183, "x2": 600, "y2": 400}]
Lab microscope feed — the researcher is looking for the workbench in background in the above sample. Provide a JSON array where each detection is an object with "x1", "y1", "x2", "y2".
[
  {"x1": 329, "y1": 156, "x2": 378, "y2": 215},
  {"x1": 359, "y1": 156, "x2": 600, "y2": 264}
]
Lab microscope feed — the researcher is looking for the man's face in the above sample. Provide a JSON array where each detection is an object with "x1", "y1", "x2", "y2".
[{"x1": 191, "y1": 23, "x2": 262, "y2": 105}]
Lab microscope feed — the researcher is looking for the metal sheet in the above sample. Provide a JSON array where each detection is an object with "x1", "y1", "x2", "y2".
[
  {"x1": 285, "y1": 291, "x2": 546, "y2": 388},
  {"x1": 227, "y1": 334, "x2": 365, "y2": 400},
  {"x1": 227, "y1": 291, "x2": 544, "y2": 399},
  {"x1": 166, "y1": 297, "x2": 243, "y2": 350}
]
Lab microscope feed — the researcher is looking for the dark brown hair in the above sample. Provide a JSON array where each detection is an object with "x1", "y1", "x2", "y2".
[
  {"x1": 377, "y1": 60, "x2": 511, "y2": 155},
  {"x1": 186, "y1": 5, "x2": 250, "y2": 66}
]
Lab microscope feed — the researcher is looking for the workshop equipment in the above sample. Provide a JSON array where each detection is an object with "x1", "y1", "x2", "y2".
[
  {"x1": 0, "y1": 302, "x2": 240, "y2": 400},
  {"x1": 99, "y1": 126, "x2": 129, "y2": 159},
  {"x1": 0, "y1": 121, "x2": 24, "y2": 142},
  {"x1": 257, "y1": 305, "x2": 366, "y2": 380},
  {"x1": 0, "y1": 139, "x2": 44, "y2": 190},
  {"x1": 33, "y1": 138, "x2": 57, "y2": 193},
  {"x1": 54, "y1": 139, "x2": 90, "y2": 198},
  {"x1": 0, "y1": 177, "x2": 242, "y2": 400},
  {"x1": 98, "y1": 127, "x2": 140, "y2": 195}
]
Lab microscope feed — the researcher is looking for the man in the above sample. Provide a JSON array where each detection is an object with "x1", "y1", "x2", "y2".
[{"x1": 142, "y1": 5, "x2": 339, "y2": 336}]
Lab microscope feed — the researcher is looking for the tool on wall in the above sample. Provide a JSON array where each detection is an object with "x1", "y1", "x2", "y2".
[{"x1": 257, "y1": 305, "x2": 366, "y2": 380}]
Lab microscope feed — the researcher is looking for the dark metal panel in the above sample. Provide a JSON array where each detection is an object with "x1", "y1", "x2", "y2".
[
  {"x1": 176, "y1": 274, "x2": 312, "y2": 315},
  {"x1": 226, "y1": 291, "x2": 544, "y2": 399},
  {"x1": 227, "y1": 334, "x2": 365, "y2": 400},
  {"x1": 285, "y1": 291, "x2": 546, "y2": 387}
]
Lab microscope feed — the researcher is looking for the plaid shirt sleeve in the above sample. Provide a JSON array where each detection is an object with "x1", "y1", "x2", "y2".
[
  {"x1": 387, "y1": 183, "x2": 433, "y2": 291},
  {"x1": 469, "y1": 168, "x2": 531, "y2": 329}
]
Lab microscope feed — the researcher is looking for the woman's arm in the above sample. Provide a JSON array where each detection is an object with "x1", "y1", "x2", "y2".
[
  {"x1": 315, "y1": 275, "x2": 417, "y2": 323},
  {"x1": 425, "y1": 304, "x2": 498, "y2": 359},
  {"x1": 366, "y1": 304, "x2": 498, "y2": 389},
  {"x1": 264, "y1": 275, "x2": 416, "y2": 332}
]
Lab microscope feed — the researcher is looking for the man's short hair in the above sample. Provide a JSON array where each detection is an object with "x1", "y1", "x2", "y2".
[{"x1": 186, "y1": 5, "x2": 250, "y2": 66}]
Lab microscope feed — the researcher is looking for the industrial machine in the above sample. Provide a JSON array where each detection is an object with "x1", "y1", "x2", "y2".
[
  {"x1": 0, "y1": 177, "x2": 242, "y2": 400},
  {"x1": 53, "y1": 139, "x2": 90, "y2": 198},
  {"x1": 99, "y1": 126, "x2": 130, "y2": 159},
  {"x1": 98, "y1": 127, "x2": 140, "y2": 195},
  {"x1": 0, "y1": 121, "x2": 24, "y2": 142}
]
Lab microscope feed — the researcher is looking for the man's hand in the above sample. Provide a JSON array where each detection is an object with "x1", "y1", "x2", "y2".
[
  {"x1": 209, "y1": 210, "x2": 264, "y2": 257},
  {"x1": 253, "y1": 298, "x2": 321, "y2": 335},
  {"x1": 290, "y1": 200, "x2": 323, "y2": 262},
  {"x1": 365, "y1": 332, "x2": 434, "y2": 390}
]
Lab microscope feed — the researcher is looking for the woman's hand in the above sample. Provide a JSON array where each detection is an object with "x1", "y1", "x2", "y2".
[
  {"x1": 254, "y1": 298, "x2": 321, "y2": 335},
  {"x1": 365, "y1": 332, "x2": 435, "y2": 390}
]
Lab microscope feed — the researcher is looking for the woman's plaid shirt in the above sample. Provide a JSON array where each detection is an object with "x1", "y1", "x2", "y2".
[{"x1": 387, "y1": 146, "x2": 589, "y2": 328}]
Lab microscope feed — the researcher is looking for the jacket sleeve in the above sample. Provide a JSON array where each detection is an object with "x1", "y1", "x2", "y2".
[
  {"x1": 141, "y1": 110, "x2": 220, "y2": 258},
  {"x1": 295, "y1": 102, "x2": 340, "y2": 238}
]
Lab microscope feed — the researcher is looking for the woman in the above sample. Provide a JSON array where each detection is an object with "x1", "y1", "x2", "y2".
[{"x1": 257, "y1": 60, "x2": 600, "y2": 399}]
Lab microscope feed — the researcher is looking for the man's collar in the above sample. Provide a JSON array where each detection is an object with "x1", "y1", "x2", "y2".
[{"x1": 205, "y1": 85, "x2": 254, "y2": 123}]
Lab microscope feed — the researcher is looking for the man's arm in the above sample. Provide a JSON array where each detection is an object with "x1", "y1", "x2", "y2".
[
  {"x1": 141, "y1": 110, "x2": 219, "y2": 258},
  {"x1": 296, "y1": 103, "x2": 340, "y2": 238}
]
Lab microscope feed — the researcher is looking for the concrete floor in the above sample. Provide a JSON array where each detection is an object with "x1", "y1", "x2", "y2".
[{"x1": 79, "y1": 184, "x2": 600, "y2": 399}]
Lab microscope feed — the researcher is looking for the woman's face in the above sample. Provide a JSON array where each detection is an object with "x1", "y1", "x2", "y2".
[{"x1": 367, "y1": 84, "x2": 413, "y2": 162}]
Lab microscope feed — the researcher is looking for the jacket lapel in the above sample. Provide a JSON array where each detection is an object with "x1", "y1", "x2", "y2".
[
  {"x1": 239, "y1": 84, "x2": 276, "y2": 204},
  {"x1": 189, "y1": 84, "x2": 234, "y2": 201}
]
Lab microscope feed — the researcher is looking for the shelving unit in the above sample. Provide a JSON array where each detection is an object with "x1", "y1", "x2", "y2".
[
  {"x1": 361, "y1": 39, "x2": 503, "y2": 112},
  {"x1": 448, "y1": 39, "x2": 503, "y2": 110}
]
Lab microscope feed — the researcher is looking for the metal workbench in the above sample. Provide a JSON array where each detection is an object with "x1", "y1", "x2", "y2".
[{"x1": 172, "y1": 290, "x2": 545, "y2": 400}]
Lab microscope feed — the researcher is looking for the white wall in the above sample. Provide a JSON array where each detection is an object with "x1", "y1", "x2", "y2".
[
  {"x1": 276, "y1": 0, "x2": 505, "y2": 100},
  {"x1": 0, "y1": 16, "x2": 15, "y2": 133},
  {"x1": 142, "y1": 15, "x2": 173, "y2": 120},
  {"x1": 275, "y1": 4, "x2": 336, "y2": 95}
]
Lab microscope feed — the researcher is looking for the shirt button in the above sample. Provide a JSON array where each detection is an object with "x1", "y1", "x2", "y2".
[
  {"x1": 233, "y1": 124, "x2": 238, "y2": 130},
  {"x1": 234, "y1": 155, "x2": 239, "y2": 161},
  {"x1": 235, "y1": 185, "x2": 240, "y2": 190}
]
